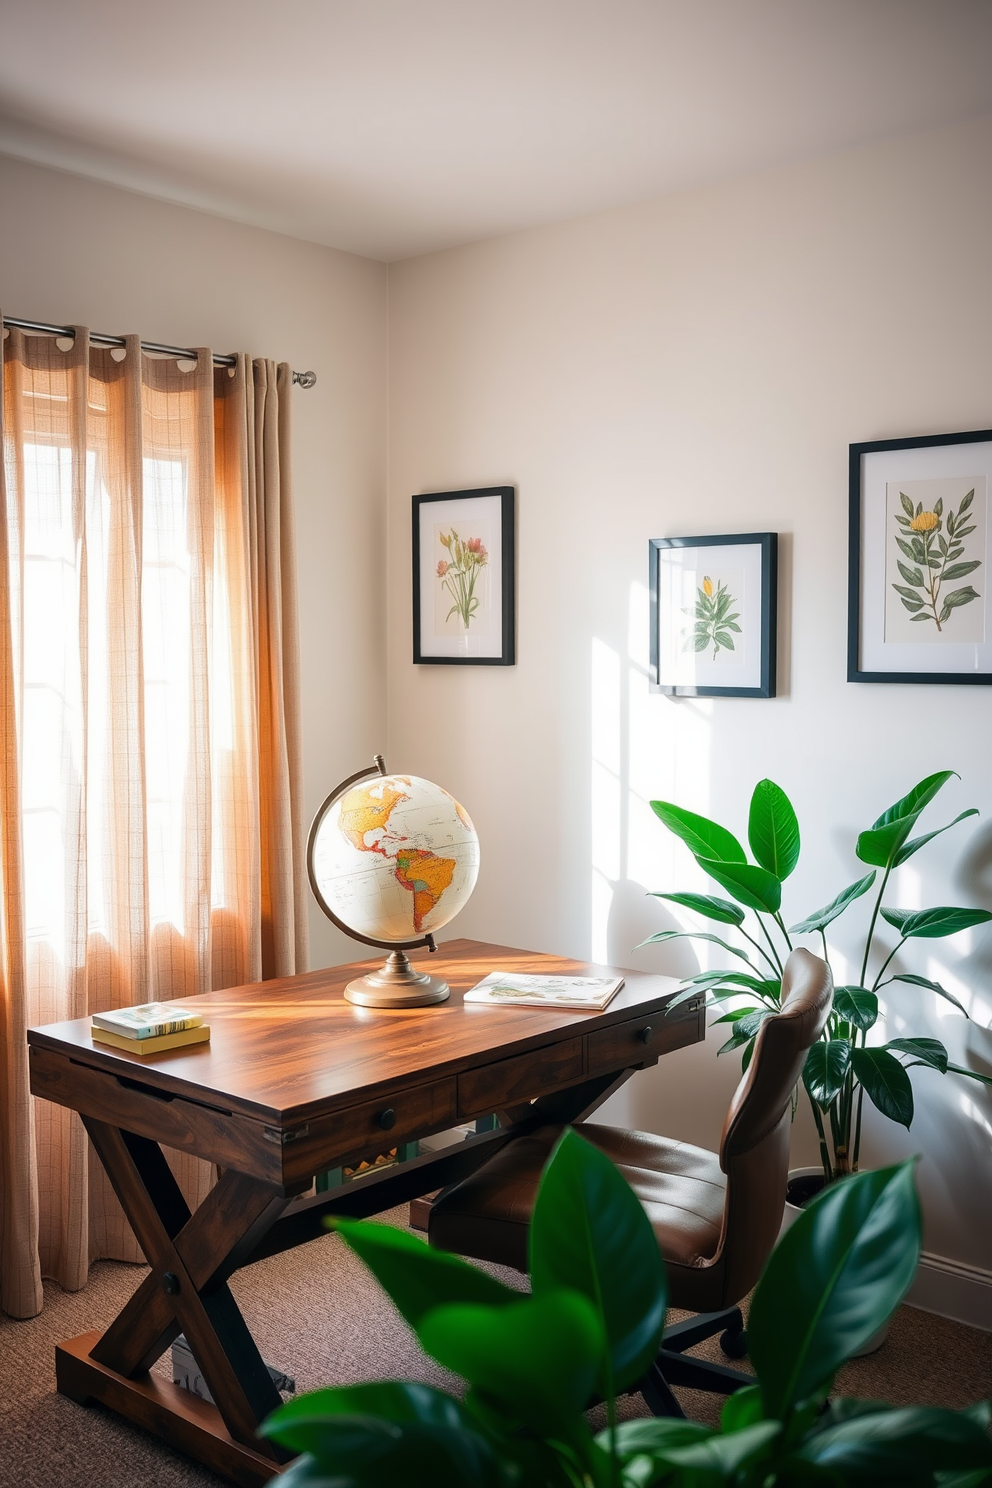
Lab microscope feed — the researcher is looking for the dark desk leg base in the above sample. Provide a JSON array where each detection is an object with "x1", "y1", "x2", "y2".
[{"x1": 57, "y1": 1331, "x2": 284, "y2": 1487}]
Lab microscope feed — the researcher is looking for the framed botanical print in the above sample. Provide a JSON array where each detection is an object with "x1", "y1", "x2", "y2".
[
  {"x1": 848, "y1": 429, "x2": 992, "y2": 684},
  {"x1": 649, "y1": 532, "x2": 777, "y2": 698},
  {"x1": 412, "y1": 486, "x2": 515, "y2": 665}
]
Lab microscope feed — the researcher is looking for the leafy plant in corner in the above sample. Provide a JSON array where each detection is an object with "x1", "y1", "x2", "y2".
[
  {"x1": 646, "y1": 772, "x2": 992, "y2": 1182},
  {"x1": 259, "y1": 1131, "x2": 992, "y2": 1486}
]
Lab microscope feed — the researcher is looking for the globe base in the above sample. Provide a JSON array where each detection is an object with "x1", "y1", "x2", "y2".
[{"x1": 344, "y1": 950, "x2": 450, "y2": 1008}]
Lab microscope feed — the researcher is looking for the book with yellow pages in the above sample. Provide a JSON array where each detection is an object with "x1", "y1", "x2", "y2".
[
  {"x1": 91, "y1": 1024, "x2": 211, "y2": 1057},
  {"x1": 464, "y1": 972, "x2": 623, "y2": 1011}
]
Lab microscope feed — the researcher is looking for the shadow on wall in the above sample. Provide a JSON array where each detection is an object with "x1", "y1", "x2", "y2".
[{"x1": 959, "y1": 819, "x2": 992, "y2": 1000}]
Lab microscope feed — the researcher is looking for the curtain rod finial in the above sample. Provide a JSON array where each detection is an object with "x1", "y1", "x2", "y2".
[{"x1": 293, "y1": 370, "x2": 317, "y2": 389}]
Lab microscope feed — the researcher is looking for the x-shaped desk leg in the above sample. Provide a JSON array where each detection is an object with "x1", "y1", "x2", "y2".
[{"x1": 81, "y1": 1116, "x2": 290, "y2": 1459}]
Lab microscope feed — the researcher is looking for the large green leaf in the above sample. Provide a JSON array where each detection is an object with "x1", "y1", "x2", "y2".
[
  {"x1": 748, "y1": 779, "x2": 801, "y2": 880},
  {"x1": 695, "y1": 857, "x2": 782, "y2": 913},
  {"x1": 718, "y1": 1007, "x2": 772, "y2": 1054},
  {"x1": 649, "y1": 891, "x2": 745, "y2": 926},
  {"x1": 658, "y1": 1421, "x2": 782, "y2": 1475},
  {"x1": 803, "y1": 1040, "x2": 853, "y2": 1108},
  {"x1": 748, "y1": 1161, "x2": 921, "y2": 1417},
  {"x1": 798, "y1": 1403, "x2": 992, "y2": 1477},
  {"x1": 852, "y1": 1048, "x2": 914, "y2": 1128},
  {"x1": 636, "y1": 929, "x2": 755, "y2": 963},
  {"x1": 893, "y1": 809, "x2": 979, "y2": 867},
  {"x1": 857, "y1": 771, "x2": 958, "y2": 867},
  {"x1": 789, "y1": 873, "x2": 876, "y2": 934},
  {"x1": 833, "y1": 987, "x2": 879, "y2": 1032},
  {"x1": 888, "y1": 972, "x2": 970, "y2": 1017},
  {"x1": 649, "y1": 801, "x2": 746, "y2": 863},
  {"x1": 331, "y1": 1219, "x2": 515, "y2": 1332},
  {"x1": 947, "y1": 1061, "x2": 992, "y2": 1088},
  {"x1": 887, "y1": 1037, "x2": 948, "y2": 1072},
  {"x1": 418, "y1": 1291, "x2": 603, "y2": 1433},
  {"x1": 529, "y1": 1128, "x2": 666, "y2": 1393},
  {"x1": 883, "y1": 906, "x2": 992, "y2": 939},
  {"x1": 604, "y1": 1418, "x2": 713, "y2": 1462},
  {"x1": 869, "y1": 771, "x2": 958, "y2": 833},
  {"x1": 259, "y1": 1382, "x2": 501, "y2": 1487}
]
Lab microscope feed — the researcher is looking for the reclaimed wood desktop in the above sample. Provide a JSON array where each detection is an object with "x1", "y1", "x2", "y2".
[{"x1": 27, "y1": 939, "x2": 702, "y2": 1486}]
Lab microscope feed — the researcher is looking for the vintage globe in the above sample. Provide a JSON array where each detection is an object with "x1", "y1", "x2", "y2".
[{"x1": 308, "y1": 760, "x2": 479, "y2": 1006}]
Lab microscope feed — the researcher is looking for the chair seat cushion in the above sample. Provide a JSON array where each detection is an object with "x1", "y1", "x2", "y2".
[{"x1": 428, "y1": 1123, "x2": 726, "y2": 1286}]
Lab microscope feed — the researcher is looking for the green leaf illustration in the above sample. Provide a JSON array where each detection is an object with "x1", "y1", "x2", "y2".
[
  {"x1": 896, "y1": 560, "x2": 925, "y2": 587},
  {"x1": 944, "y1": 585, "x2": 980, "y2": 609},
  {"x1": 942, "y1": 560, "x2": 980, "y2": 581}
]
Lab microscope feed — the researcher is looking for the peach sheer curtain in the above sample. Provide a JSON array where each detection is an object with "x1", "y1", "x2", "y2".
[{"x1": 0, "y1": 326, "x2": 308, "y2": 1318}]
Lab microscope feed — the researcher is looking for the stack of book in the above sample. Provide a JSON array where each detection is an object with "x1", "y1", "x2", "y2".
[{"x1": 90, "y1": 1002, "x2": 210, "y2": 1056}]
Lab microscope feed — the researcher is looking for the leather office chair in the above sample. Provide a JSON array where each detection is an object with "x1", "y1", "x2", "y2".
[{"x1": 428, "y1": 948, "x2": 832, "y2": 1417}]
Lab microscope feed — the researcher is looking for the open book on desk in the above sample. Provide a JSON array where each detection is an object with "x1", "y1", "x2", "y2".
[{"x1": 464, "y1": 972, "x2": 624, "y2": 1011}]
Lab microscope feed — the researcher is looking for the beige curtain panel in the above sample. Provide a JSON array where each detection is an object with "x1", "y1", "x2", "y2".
[{"x1": 0, "y1": 325, "x2": 308, "y2": 1318}]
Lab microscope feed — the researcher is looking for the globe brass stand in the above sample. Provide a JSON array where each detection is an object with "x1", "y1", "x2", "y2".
[
  {"x1": 307, "y1": 754, "x2": 451, "y2": 1009},
  {"x1": 344, "y1": 948, "x2": 449, "y2": 1009}
]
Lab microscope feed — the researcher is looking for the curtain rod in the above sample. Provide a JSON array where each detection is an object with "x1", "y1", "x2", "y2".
[{"x1": 2, "y1": 315, "x2": 317, "y2": 388}]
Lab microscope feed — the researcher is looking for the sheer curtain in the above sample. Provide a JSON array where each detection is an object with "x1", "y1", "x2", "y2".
[{"x1": 0, "y1": 325, "x2": 307, "y2": 1318}]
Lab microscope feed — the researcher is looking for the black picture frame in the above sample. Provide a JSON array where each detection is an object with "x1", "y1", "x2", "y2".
[
  {"x1": 848, "y1": 429, "x2": 992, "y2": 685},
  {"x1": 412, "y1": 486, "x2": 515, "y2": 665},
  {"x1": 649, "y1": 532, "x2": 777, "y2": 698}
]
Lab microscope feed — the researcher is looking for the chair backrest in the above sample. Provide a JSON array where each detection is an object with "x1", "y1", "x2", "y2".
[{"x1": 715, "y1": 947, "x2": 832, "y2": 1301}]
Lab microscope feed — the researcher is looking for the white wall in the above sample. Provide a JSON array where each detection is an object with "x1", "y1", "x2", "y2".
[
  {"x1": 386, "y1": 115, "x2": 992, "y2": 1282},
  {"x1": 0, "y1": 154, "x2": 388, "y2": 968}
]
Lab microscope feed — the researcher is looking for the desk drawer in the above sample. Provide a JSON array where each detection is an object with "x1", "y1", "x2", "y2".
[
  {"x1": 297, "y1": 1077, "x2": 458, "y2": 1177},
  {"x1": 458, "y1": 1037, "x2": 583, "y2": 1117},
  {"x1": 585, "y1": 1003, "x2": 701, "y2": 1076}
]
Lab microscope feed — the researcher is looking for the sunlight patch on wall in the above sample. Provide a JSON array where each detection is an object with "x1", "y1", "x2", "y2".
[{"x1": 590, "y1": 637, "x2": 621, "y2": 962}]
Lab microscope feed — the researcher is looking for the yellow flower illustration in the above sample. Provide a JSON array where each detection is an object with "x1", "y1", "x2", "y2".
[
  {"x1": 702, "y1": 576, "x2": 713, "y2": 596},
  {"x1": 892, "y1": 487, "x2": 981, "y2": 633}
]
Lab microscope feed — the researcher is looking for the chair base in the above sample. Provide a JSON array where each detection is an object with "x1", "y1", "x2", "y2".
[{"x1": 638, "y1": 1308, "x2": 752, "y2": 1419}]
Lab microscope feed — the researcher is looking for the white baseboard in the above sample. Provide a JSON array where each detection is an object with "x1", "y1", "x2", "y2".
[{"x1": 907, "y1": 1250, "x2": 992, "y2": 1331}]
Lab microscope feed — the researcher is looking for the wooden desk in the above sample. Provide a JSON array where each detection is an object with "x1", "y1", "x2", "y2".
[{"x1": 28, "y1": 939, "x2": 701, "y2": 1486}]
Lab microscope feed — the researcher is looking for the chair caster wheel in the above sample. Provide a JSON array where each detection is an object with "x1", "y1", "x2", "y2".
[{"x1": 720, "y1": 1327, "x2": 748, "y2": 1359}]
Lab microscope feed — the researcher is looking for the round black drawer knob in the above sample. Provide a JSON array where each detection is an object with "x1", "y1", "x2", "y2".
[
  {"x1": 378, "y1": 1108, "x2": 396, "y2": 1131},
  {"x1": 161, "y1": 1271, "x2": 180, "y2": 1295},
  {"x1": 638, "y1": 1026, "x2": 653, "y2": 1045}
]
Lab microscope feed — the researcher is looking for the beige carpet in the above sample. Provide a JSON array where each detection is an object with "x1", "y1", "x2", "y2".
[{"x1": 2, "y1": 1206, "x2": 991, "y2": 1487}]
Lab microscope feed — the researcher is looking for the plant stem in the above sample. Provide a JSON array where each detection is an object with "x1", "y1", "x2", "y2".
[
  {"x1": 774, "y1": 912, "x2": 794, "y2": 953},
  {"x1": 756, "y1": 914, "x2": 785, "y2": 980},
  {"x1": 871, "y1": 937, "x2": 906, "y2": 993},
  {"x1": 806, "y1": 1088, "x2": 833, "y2": 1184},
  {"x1": 739, "y1": 925, "x2": 781, "y2": 978},
  {"x1": 852, "y1": 1080, "x2": 866, "y2": 1171},
  {"x1": 859, "y1": 862, "x2": 893, "y2": 988}
]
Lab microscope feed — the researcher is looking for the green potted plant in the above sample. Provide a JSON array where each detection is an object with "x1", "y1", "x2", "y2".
[
  {"x1": 646, "y1": 771, "x2": 992, "y2": 1202},
  {"x1": 260, "y1": 1129, "x2": 992, "y2": 1486}
]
